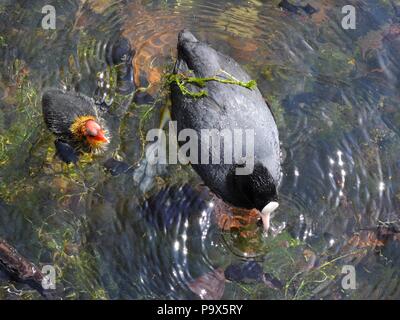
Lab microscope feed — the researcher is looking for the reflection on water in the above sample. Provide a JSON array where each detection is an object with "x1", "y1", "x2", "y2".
[{"x1": 0, "y1": 0, "x2": 400, "y2": 299}]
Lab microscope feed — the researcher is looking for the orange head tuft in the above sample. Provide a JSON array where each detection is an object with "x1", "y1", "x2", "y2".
[{"x1": 70, "y1": 116, "x2": 109, "y2": 150}]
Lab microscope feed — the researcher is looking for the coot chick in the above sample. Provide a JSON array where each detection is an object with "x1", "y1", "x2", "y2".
[
  {"x1": 42, "y1": 89, "x2": 109, "y2": 162},
  {"x1": 170, "y1": 30, "x2": 282, "y2": 231}
]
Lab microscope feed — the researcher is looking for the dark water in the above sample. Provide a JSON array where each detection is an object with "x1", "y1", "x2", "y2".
[{"x1": 0, "y1": 0, "x2": 400, "y2": 299}]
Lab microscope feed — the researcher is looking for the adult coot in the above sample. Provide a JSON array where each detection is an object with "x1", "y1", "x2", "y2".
[
  {"x1": 42, "y1": 89, "x2": 109, "y2": 163},
  {"x1": 170, "y1": 30, "x2": 282, "y2": 231}
]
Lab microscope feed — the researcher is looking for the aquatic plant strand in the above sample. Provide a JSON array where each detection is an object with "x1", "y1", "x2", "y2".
[{"x1": 167, "y1": 71, "x2": 257, "y2": 98}]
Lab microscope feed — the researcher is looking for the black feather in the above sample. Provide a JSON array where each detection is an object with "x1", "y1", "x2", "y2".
[{"x1": 42, "y1": 89, "x2": 98, "y2": 139}]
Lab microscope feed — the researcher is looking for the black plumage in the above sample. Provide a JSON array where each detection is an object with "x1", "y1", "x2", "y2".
[{"x1": 170, "y1": 30, "x2": 281, "y2": 217}]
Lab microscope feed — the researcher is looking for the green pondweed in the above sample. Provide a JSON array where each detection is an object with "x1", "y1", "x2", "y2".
[{"x1": 167, "y1": 70, "x2": 257, "y2": 98}]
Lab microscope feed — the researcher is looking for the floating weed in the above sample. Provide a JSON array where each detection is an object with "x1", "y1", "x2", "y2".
[{"x1": 166, "y1": 70, "x2": 257, "y2": 98}]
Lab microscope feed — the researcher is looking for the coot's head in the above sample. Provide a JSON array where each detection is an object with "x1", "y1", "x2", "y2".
[
  {"x1": 228, "y1": 163, "x2": 280, "y2": 229},
  {"x1": 70, "y1": 116, "x2": 109, "y2": 149},
  {"x1": 176, "y1": 30, "x2": 220, "y2": 76}
]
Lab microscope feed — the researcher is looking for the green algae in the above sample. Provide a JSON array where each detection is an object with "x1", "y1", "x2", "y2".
[{"x1": 167, "y1": 71, "x2": 257, "y2": 98}]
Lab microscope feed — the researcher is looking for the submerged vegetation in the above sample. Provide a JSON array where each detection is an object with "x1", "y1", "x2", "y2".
[{"x1": 0, "y1": 53, "x2": 111, "y2": 298}]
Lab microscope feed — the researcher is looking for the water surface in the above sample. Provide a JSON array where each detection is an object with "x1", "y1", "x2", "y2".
[{"x1": 0, "y1": 0, "x2": 400, "y2": 299}]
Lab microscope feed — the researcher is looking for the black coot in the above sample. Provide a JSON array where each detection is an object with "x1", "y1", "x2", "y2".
[{"x1": 170, "y1": 30, "x2": 282, "y2": 231}]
